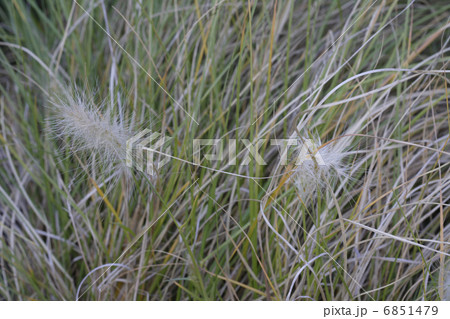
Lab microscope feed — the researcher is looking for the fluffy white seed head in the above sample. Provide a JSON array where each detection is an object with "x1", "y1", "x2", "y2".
[
  {"x1": 291, "y1": 135, "x2": 351, "y2": 202},
  {"x1": 48, "y1": 86, "x2": 132, "y2": 181}
]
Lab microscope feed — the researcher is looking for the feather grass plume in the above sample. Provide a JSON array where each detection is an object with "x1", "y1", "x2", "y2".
[
  {"x1": 47, "y1": 85, "x2": 132, "y2": 182},
  {"x1": 291, "y1": 134, "x2": 353, "y2": 202}
]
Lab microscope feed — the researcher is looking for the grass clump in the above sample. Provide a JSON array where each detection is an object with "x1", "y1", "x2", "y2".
[{"x1": 0, "y1": 0, "x2": 449, "y2": 300}]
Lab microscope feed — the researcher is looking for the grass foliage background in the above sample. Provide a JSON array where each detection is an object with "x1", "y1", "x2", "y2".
[{"x1": 0, "y1": 0, "x2": 449, "y2": 300}]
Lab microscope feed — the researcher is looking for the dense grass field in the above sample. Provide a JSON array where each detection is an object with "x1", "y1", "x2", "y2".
[{"x1": 0, "y1": 0, "x2": 449, "y2": 301}]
